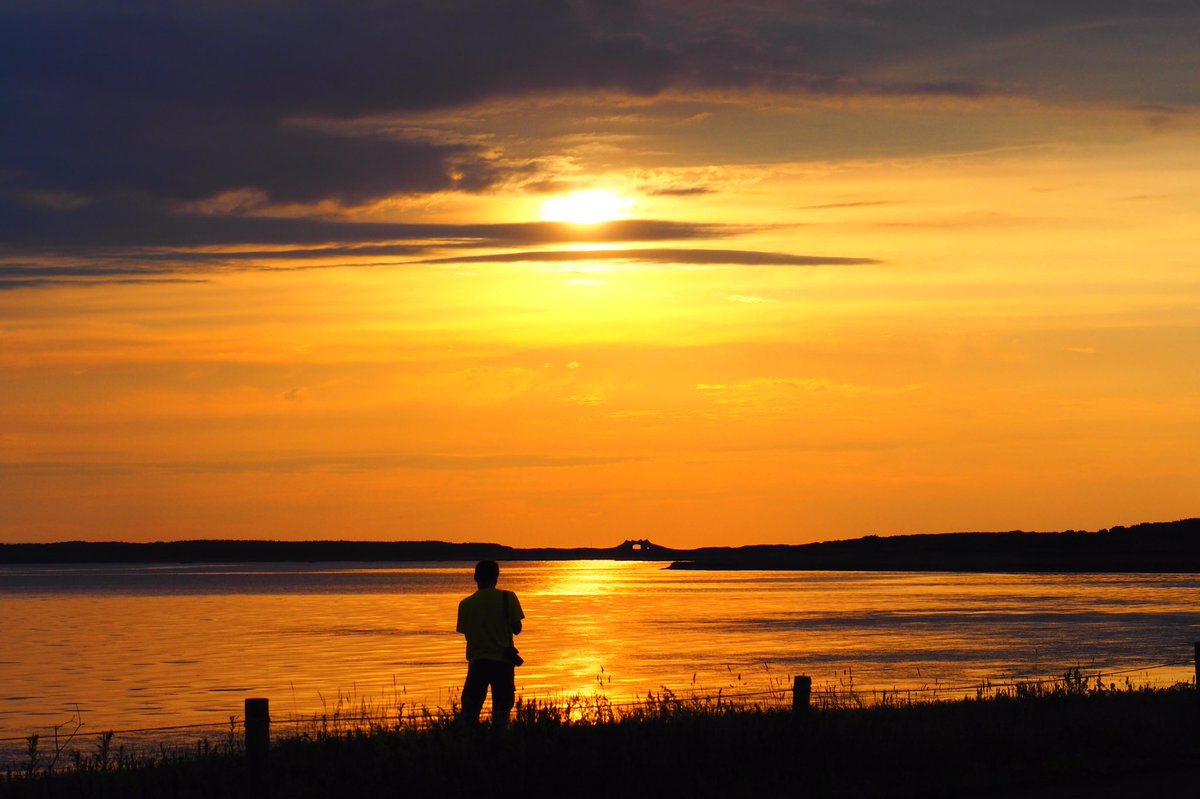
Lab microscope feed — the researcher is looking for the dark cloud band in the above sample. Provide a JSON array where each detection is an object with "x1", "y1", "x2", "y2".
[
  {"x1": 0, "y1": 201, "x2": 734, "y2": 250},
  {"x1": 5, "y1": 1, "x2": 1195, "y2": 212}
]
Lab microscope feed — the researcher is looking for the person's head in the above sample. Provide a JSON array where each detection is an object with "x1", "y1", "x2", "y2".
[{"x1": 473, "y1": 560, "x2": 499, "y2": 588}]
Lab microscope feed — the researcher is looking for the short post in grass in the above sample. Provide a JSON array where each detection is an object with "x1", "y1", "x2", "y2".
[
  {"x1": 792, "y1": 675, "x2": 812, "y2": 726},
  {"x1": 1194, "y1": 642, "x2": 1199, "y2": 738},
  {"x1": 245, "y1": 697, "x2": 270, "y2": 788}
]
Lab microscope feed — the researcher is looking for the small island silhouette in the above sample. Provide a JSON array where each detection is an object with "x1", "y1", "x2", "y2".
[{"x1": 2, "y1": 518, "x2": 1198, "y2": 572}]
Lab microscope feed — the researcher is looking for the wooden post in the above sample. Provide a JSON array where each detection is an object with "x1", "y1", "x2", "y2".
[
  {"x1": 1193, "y1": 642, "x2": 1200, "y2": 741},
  {"x1": 245, "y1": 697, "x2": 270, "y2": 787},
  {"x1": 793, "y1": 675, "x2": 812, "y2": 722}
]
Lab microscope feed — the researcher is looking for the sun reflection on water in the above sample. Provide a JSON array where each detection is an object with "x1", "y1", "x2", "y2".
[{"x1": 514, "y1": 561, "x2": 644, "y2": 701}]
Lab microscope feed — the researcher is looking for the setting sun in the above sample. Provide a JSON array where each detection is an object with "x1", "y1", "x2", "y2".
[{"x1": 539, "y1": 190, "x2": 631, "y2": 224}]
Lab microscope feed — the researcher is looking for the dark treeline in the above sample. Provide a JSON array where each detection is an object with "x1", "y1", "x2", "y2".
[
  {"x1": 1, "y1": 519, "x2": 1198, "y2": 571},
  {"x1": 0, "y1": 538, "x2": 674, "y2": 565},
  {"x1": 672, "y1": 518, "x2": 1200, "y2": 572}
]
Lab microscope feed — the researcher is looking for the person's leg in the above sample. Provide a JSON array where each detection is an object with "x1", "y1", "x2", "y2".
[
  {"x1": 460, "y1": 660, "x2": 488, "y2": 724},
  {"x1": 489, "y1": 661, "x2": 516, "y2": 729}
]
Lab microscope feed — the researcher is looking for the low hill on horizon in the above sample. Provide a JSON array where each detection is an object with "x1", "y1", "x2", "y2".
[{"x1": 672, "y1": 517, "x2": 1200, "y2": 572}]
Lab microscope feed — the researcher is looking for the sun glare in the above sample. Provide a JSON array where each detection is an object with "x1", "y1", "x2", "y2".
[{"x1": 539, "y1": 190, "x2": 631, "y2": 224}]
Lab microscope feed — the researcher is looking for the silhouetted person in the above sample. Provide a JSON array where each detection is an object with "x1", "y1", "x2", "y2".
[{"x1": 456, "y1": 560, "x2": 524, "y2": 728}]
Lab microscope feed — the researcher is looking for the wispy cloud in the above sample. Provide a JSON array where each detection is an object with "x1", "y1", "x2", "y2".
[
  {"x1": 425, "y1": 248, "x2": 879, "y2": 267},
  {"x1": 0, "y1": 453, "x2": 644, "y2": 477},
  {"x1": 800, "y1": 201, "x2": 894, "y2": 211},
  {"x1": 647, "y1": 187, "x2": 713, "y2": 197},
  {"x1": 723, "y1": 294, "x2": 780, "y2": 304}
]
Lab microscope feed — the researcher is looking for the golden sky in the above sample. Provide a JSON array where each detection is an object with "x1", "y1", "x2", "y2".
[{"x1": 1, "y1": 2, "x2": 1198, "y2": 546}]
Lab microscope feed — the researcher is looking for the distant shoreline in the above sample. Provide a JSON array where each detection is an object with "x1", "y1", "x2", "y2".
[
  {"x1": 2, "y1": 518, "x2": 1198, "y2": 572},
  {"x1": 668, "y1": 518, "x2": 1200, "y2": 572}
]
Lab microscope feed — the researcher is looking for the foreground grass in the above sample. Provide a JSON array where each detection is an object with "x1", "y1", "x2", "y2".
[{"x1": 3, "y1": 681, "x2": 1198, "y2": 798}]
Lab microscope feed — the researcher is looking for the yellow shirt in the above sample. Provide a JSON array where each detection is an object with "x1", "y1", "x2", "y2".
[{"x1": 456, "y1": 588, "x2": 524, "y2": 663}]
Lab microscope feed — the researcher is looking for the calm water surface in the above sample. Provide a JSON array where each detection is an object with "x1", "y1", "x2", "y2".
[{"x1": 2, "y1": 561, "x2": 1198, "y2": 754}]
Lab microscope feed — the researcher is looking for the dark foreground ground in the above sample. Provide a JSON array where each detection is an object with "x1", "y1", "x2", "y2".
[
  {"x1": 3, "y1": 686, "x2": 1198, "y2": 798},
  {"x1": 984, "y1": 766, "x2": 1200, "y2": 798}
]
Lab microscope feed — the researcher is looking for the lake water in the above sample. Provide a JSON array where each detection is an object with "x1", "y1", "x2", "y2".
[{"x1": 2, "y1": 562, "x2": 1198, "y2": 761}]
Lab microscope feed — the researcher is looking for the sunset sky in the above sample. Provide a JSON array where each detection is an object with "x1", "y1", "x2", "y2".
[{"x1": 2, "y1": 1, "x2": 1198, "y2": 547}]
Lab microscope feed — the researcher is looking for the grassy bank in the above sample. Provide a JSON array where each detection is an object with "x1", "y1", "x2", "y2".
[{"x1": 3, "y1": 679, "x2": 1198, "y2": 798}]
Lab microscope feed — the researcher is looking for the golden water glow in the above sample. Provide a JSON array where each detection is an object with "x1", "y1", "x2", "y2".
[{"x1": 4, "y1": 562, "x2": 1196, "y2": 741}]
